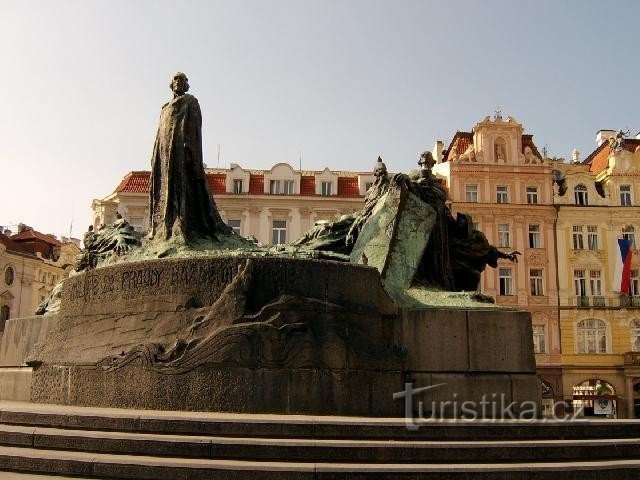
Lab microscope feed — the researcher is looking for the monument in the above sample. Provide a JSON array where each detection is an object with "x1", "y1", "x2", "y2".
[{"x1": 14, "y1": 73, "x2": 537, "y2": 419}]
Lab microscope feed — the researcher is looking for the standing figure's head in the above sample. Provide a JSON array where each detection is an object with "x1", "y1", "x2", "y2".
[
  {"x1": 373, "y1": 156, "x2": 388, "y2": 178},
  {"x1": 170, "y1": 72, "x2": 190, "y2": 96}
]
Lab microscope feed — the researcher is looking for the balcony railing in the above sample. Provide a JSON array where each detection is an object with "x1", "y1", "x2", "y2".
[
  {"x1": 564, "y1": 295, "x2": 640, "y2": 308},
  {"x1": 624, "y1": 352, "x2": 640, "y2": 366}
]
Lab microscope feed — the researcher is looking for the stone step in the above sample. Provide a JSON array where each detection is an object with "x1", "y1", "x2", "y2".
[
  {"x1": 0, "y1": 424, "x2": 638, "y2": 464},
  {"x1": 2, "y1": 401, "x2": 640, "y2": 441},
  {"x1": 0, "y1": 445, "x2": 639, "y2": 480}
]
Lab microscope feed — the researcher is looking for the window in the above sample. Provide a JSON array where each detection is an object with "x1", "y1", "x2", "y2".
[
  {"x1": 233, "y1": 179, "x2": 243, "y2": 194},
  {"x1": 533, "y1": 325, "x2": 546, "y2": 354},
  {"x1": 572, "y1": 225, "x2": 584, "y2": 250},
  {"x1": 574, "y1": 184, "x2": 588, "y2": 205},
  {"x1": 590, "y1": 270, "x2": 603, "y2": 305},
  {"x1": 623, "y1": 225, "x2": 636, "y2": 248},
  {"x1": 528, "y1": 224, "x2": 541, "y2": 248},
  {"x1": 631, "y1": 270, "x2": 640, "y2": 297},
  {"x1": 498, "y1": 268, "x2": 513, "y2": 295},
  {"x1": 269, "y1": 180, "x2": 281, "y2": 194},
  {"x1": 576, "y1": 319, "x2": 607, "y2": 354},
  {"x1": 497, "y1": 224, "x2": 510, "y2": 248},
  {"x1": 0, "y1": 305, "x2": 8, "y2": 332},
  {"x1": 227, "y1": 219, "x2": 241, "y2": 235},
  {"x1": 283, "y1": 180, "x2": 294, "y2": 195},
  {"x1": 530, "y1": 269, "x2": 544, "y2": 296},
  {"x1": 631, "y1": 320, "x2": 640, "y2": 352},
  {"x1": 587, "y1": 225, "x2": 599, "y2": 250},
  {"x1": 272, "y1": 220, "x2": 287, "y2": 244},
  {"x1": 465, "y1": 184, "x2": 478, "y2": 202},
  {"x1": 496, "y1": 185, "x2": 508, "y2": 204},
  {"x1": 321, "y1": 181, "x2": 332, "y2": 196},
  {"x1": 621, "y1": 185, "x2": 632, "y2": 206},
  {"x1": 472, "y1": 222, "x2": 479, "y2": 231},
  {"x1": 526, "y1": 186, "x2": 539, "y2": 205},
  {"x1": 574, "y1": 269, "x2": 587, "y2": 300},
  {"x1": 365, "y1": 182, "x2": 373, "y2": 192},
  {"x1": 4, "y1": 266, "x2": 14, "y2": 286}
]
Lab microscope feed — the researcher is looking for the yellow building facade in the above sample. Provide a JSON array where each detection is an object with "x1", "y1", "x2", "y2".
[{"x1": 554, "y1": 133, "x2": 640, "y2": 418}]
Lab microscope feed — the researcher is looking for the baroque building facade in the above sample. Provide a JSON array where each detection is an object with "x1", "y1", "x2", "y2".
[
  {"x1": 433, "y1": 114, "x2": 561, "y2": 416},
  {"x1": 92, "y1": 163, "x2": 373, "y2": 246},
  {"x1": 0, "y1": 226, "x2": 79, "y2": 328}
]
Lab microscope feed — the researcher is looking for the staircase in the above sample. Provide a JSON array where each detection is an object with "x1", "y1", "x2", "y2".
[{"x1": 0, "y1": 401, "x2": 638, "y2": 479}]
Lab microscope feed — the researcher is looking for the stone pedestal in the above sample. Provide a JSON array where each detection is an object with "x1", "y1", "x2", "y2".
[{"x1": 0, "y1": 256, "x2": 538, "y2": 417}]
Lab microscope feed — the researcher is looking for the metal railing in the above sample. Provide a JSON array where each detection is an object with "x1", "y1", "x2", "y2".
[{"x1": 564, "y1": 295, "x2": 640, "y2": 308}]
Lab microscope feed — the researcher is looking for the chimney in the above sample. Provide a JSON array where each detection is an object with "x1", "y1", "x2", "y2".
[
  {"x1": 432, "y1": 141, "x2": 444, "y2": 163},
  {"x1": 571, "y1": 148, "x2": 580, "y2": 163},
  {"x1": 596, "y1": 130, "x2": 616, "y2": 146}
]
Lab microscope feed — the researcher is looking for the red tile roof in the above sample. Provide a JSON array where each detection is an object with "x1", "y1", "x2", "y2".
[
  {"x1": 0, "y1": 232, "x2": 34, "y2": 256},
  {"x1": 522, "y1": 134, "x2": 542, "y2": 159},
  {"x1": 584, "y1": 139, "x2": 640, "y2": 174},
  {"x1": 112, "y1": 170, "x2": 366, "y2": 197},
  {"x1": 115, "y1": 171, "x2": 150, "y2": 193},
  {"x1": 207, "y1": 174, "x2": 227, "y2": 195},
  {"x1": 300, "y1": 176, "x2": 316, "y2": 196},
  {"x1": 249, "y1": 175, "x2": 264, "y2": 195},
  {"x1": 443, "y1": 132, "x2": 473, "y2": 162},
  {"x1": 337, "y1": 177, "x2": 360, "y2": 198},
  {"x1": 11, "y1": 229, "x2": 62, "y2": 247}
]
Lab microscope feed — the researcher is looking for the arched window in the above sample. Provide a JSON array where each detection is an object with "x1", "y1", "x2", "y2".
[
  {"x1": 574, "y1": 184, "x2": 589, "y2": 205},
  {"x1": 631, "y1": 320, "x2": 640, "y2": 352},
  {"x1": 577, "y1": 319, "x2": 607, "y2": 354}
]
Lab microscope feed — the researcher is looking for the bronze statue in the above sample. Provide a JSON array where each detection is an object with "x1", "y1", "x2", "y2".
[
  {"x1": 148, "y1": 72, "x2": 230, "y2": 241},
  {"x1": 293, "y1": 152, "x2": 519, "y2": 293},
  {"x1": 346, "y1": 156, "x2": 390, "y2": 245}
]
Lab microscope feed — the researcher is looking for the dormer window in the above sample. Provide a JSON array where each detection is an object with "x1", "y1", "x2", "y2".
[
  {"x1": 574, "y1": 184, "x2": 588, "y2": 205},
  {"x1": 321, "y1": 181, "x2": 332, "y2": 196},
  {"x1": 233, "y1": 179, "x2": 243, "y2": 194},
  {"x1": 283, "y1": 180, "x2": 294, "y2": 195},
  {"x1": 270, "y1": 180, "x2": 281, "y2": 194}
]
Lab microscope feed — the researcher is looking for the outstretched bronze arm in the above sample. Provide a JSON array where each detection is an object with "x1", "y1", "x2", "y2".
[{"x1": 499, "y1": 250, "x2": 521, "y2": 263}]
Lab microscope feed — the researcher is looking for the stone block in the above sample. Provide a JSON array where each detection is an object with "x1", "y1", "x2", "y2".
[
  {"x1": 467, "y1": 310, "x2": 536, "y2": 373},
  {"x1": 0, "y1": 315, "x2": 58, "y2": 366},
  {"x1": 401, "y1": 309, "x2": 468, "y2": 372},
  {"x1": 0, "y1": 367, "x2": 32, "y2": 401},
  {"x1": 429, "y1": 373, "x2": 513, "y2": 419}
]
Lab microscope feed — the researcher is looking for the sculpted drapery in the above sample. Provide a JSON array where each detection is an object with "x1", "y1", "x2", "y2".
[{"x1": 149, "y1": 73, "x2": 230, "y2": 241}]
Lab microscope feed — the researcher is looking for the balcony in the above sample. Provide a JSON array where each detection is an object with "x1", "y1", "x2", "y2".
[
  {"x1": 624, "y1": 352, "x2": 640, "y2": 366},
  {"x1": 620, "y1": 295, "x2": 640, "y2": 308},
  {"x1": 564, "y1": 295, "x2": 640, "y2": 308}
]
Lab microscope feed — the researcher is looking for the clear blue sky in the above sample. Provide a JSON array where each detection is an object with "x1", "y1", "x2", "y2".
[{"x1": 1, "y1": 0, "x2": 638, "y2": 238}]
